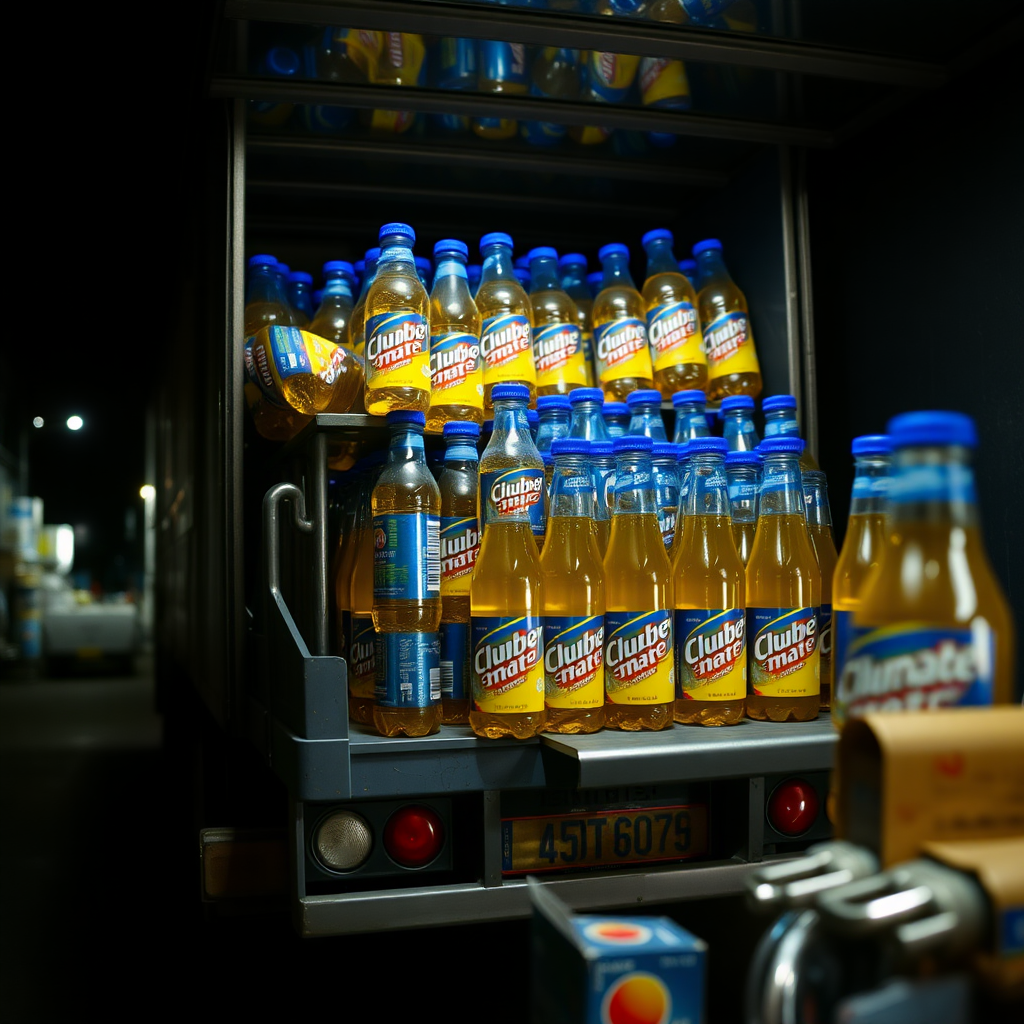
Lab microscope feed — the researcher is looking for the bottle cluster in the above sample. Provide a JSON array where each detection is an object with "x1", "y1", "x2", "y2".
[{"x1": 243, "y1": 222, "x2": 763, "y2": 443}]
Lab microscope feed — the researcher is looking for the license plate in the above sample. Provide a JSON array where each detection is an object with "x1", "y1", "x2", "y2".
[{"x1": 501, "y1": 803, "x2": 709, "y2": 875}]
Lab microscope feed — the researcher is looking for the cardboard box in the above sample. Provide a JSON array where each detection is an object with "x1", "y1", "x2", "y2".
[
  {"x1": 529, "y1": 878, "x2": 706, "y2": 1024},
  {"x1": 836, "y1": 707, "x2": 1024, "y2": 867}
]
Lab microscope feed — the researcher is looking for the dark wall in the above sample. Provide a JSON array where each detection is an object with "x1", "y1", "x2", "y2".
[{"x1": 808, "y1": 56, "x2": 1024, "y2": 700}]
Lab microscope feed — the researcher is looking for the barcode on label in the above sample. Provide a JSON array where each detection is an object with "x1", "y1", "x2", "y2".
[
  {"x1": 430, "y1": 667, "x2": 441, "y2": 701},
  {"x1": 427, "y1": 517, "x2": 441, "y2": 594},
  {"x1": 440, "y1": 660, "x2": 454, "y2": 697}
]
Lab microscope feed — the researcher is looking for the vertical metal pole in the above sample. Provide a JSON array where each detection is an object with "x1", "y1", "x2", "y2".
[
  {"x1": 310, "y1": 432, "x2": 329, "y2": 657},
  {"x1": 778, "y1": 147, "x2": 803, "y2": 415},
  {"x1": 796, "y1": 149, "x2": 819, "y2": 462}
]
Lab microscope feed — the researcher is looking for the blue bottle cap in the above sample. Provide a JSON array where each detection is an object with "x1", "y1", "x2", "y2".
[
  {"x1": 587, "y1": 271, "x2": 603, "y2": 287},
  {"x1": 491, "y1": 383, "x2": 530, "y2": 403},
  {"x1": 677, "y1": 442, "x2": 693, "y2": 459},
  {"x1": 687, "y1": 437, "x2": 729, "y2": 455},
  {"x1": 527, "y1": 246, "x2": 558, "y2": 263},
  {"x1": 726, "y1": 450, "x2": 763, "y2": 466},
  {"x1": 514, "y1": 269, "x2": 531, "y2": 287},
  {"x1": 559, "y1": 253, "x2": 588, "y2": 270},
  {"x1": 288, "y1": 270, "x2": 313, "y2": 285},
  {"x1": 591, "y1": 441, "x2": 613, "y2": 458},
  {"x1": 379, "y1": 222, "x2": 415, "y2": 246},
  {"x1": 551, "y1": 438, "x2": 590, "y2": 457},
  {"x1": 354, "y1": 260, "x2": 366, "y2": 274},
  {"x1": 678, "y1": 259, "x2": 697, "y2": 274},
  {"x1": 480, "y1": 231, "x2": 513, "y2": 252},
  {"x1": 527, "y1": 410, "x2": 539, "y2": 426},
  {"x1": 542, "y1": 452, "x2": 554, "y2": 468},
  {"x1": 762, "y1": 395, "x2": 797, "y2": 412},
  {"x1": 537, "y1": 395, "x2": 571, "y2": 412},
  {"x1": 365, "y1": 247, "x2": 381, "y2": 261},
  {"x1": 275, "y1": 263, "x2": 291, "y2": 277},
  {"x1": 886, "y1": 411, "x2": 977, "y2": 449},
  {"x1": 249, "y1": 254, "x2": 277, "y2": 268},
  {"x1": 626, "y1": 389, "x2": 662, "y2": 407},
  {"x1": 614, "y1": 435, "x2": 654, "y2": 454},
  {"x1": 386, "y1": 410, "x2": 425, "y2": 427},
  {"x1": 323, "y1": 260, "x2": 354, "y2": 276},
  {"x1": 443, "y1": 421, "x2": 480, "y2": 439},
  {"x1": 672, "y1": 390, "x2": 707, "y2": 407},
  {"x1": 641, "y1": 228, "x2": 673, "y2": 247},
  {"x1": 266, "y1": 46, "x2": 301, "y2": 76},
  {"x1": 415, "y1": 256, "x2": 432, "y2": 273},
  {"x1": 758, "y1": 437, "x2": 805, "y2": 454},
  {"x1": 720, "y1": 395, "x2": 755, "y2": 412},
  {"x1": 851, "y1": 434, "x2": 893, "y2": 456},
  {"x1": 652, "y1": 442, "x2": 678, "y2": 459},
  {"x1": 434, "y1": 238, "x2": 468, "y2": 260},
  {"x1": 483, "y1": 419, "x2": 494, "y2": 432},
  {"x1": 569, "y1": 387, "x2": 604, "y2": 405},
  {"x1": 692, "y1": 238, "x2": 723, "y2": 257},
  {"x1": 598, "y1": 242, "x2": 629, "y2": 261},
  {"x1": 603, "y1": 402, "x2": 629, "y2": 417},
  {"x1": 514, "y1": 255, "x2": 530, "y2": 270}
]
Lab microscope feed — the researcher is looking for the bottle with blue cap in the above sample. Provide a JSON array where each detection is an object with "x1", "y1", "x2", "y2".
[
  {"x1": 558, "y1": 253, "x2": 597, "y2": 385},
  {"x1": 720, "y1": 395, "x2": 760, "y2": 451},
  {"x1": 592, "y1": 243, "x2": 655, "y2": 401},
  {"x1": 831, "y1": 434, "x2": 891, "y2": 727},
  {"x1": 473, "y1": 40, "x2": 529, "y2": 140},
  {"x1": 347, "y1": 247, "x2": 381, "y2": 358},
  {"x1": 603, "y1": 435, "x2": 675, "y2": 731},
  {"x1": 471, "y1": 383, "x2": 547, "y2": 739},
  {"x1": 641, "y1": 229, "x2": 707, "y2": 397},
  {"x1": 763, "y1": 394, "x2": 818, "y2": 471},
  {"x1": 746, "y1": 436, "x2": 821, "y2": 722},
  {"x1": 568, "y1": 387, "x2": 610, "y2": 442},
  {"x1": 673, "y1": 436, "x2": 747, "y2": 726},
  {"x1": 476, "y1": 232, "x2": 537, "y2": 409},
  {"x1": 671, "y1": 390, "x2": 711, "y2": 444},
  {"x1": 587, "y1": 271, "x2": 603, "y2": 299},
  {"x1": 603, "y1": 402, "x2": 630, "y2": 437},
  {"x1": 668, "y1": 441, "x2": 694, "y2": 560},
  {"x1": 432, "y1": 36, "x2": 477, "y2": 133},
  {"x1": 309, "y1": 260, "x2": 356, "y2": 347},
  {"x1": 678, "y1": 258, "x2": 698, "y2": 288},
  {"x1": 287, "y1": 271, "x2": 314, "y2": 326},
  {"x1": 438, "y1": 421, "x2": 482, "y2": 725},
  {"x1": 627, "y1": 389, "x2": 668, "y2": 441},
  {"x1": 535, "y1": 395, "x2": 571, "y2": 459},
  {"x1": 540, "y1": 438, "x2": 606, "y2": 734},
  {"x1": 364, "y1": 32, "x2": 425, "y2": 135},
  {"x1": 802, "y1": 470, "x2": 837, "y2": 710},
  {"x1": 529, "y1": 247, "x2": 590, "y2": 396},
  {"x1": 365, "y1": 223, "x2": 431, "y2": 416},
  {"x1": 591, "y1": 440, "x2": 615, "y2": 556},
  {"x1": 693, "y1": 238, "x2": 762, "y2": 402},
  {"x1": 652, "y1": 441, "x2": 680, "y2": 548},
  {"x1": 839, "y1": 412, "x2": 1015, "y2": 725},
  {"x1": 427, "y1": 238, "x2": 484, "y2": 434},
  {"x1": 725, "y1": 449, "x2": 761, "y2": 565},
  {"x1": 414, "y1": 256, "x2": 432, "y2": 289},
  {"x1": 522, "y1": 47, "x2": 581, "y2": 146}
]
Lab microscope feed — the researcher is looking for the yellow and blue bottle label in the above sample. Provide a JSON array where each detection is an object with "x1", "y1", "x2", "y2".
[
  {"x1": 676, "y1": 608, "x2": 746, "y2": 701},
  {"x1": 639, "y1": 57, "x2": 691, "y2": 110},
  {"x1": 333, "y1": 28, "x2": 382, "y2": 80},
  {"x1": 440, "y1": 516, "x2": 480, "y2": 598},
  {"x1": 374, "y1": 632, "x2": 440, "y2": 708},
  {"x1": 348, "y1": 616, "x2": 377, "y2": 700},
  {"x1": 533, "y1": 322, "x2": 587, "y2": 390},
  {"x1": 748, "y1": 607, "x2": 820, "y2": 698},
  {"x1": 372, "y1": 513, "x2": 440, "y2": 601},
  {"x1": 439, "y1": 621, "x2": 470, "y2": 701},
  {"x1": 250, "y1": 325, "x2": 345, "y2": 410},
  {"x1": 430, "y1": 331, "x2": 483, "y2": 408},
  {"x1": 472, "y1": 615, "x2": 545, "y2": 714},
  {"x1": 480, "y1": 468, "x2": 546, "y2": 536},
  {"x1": 543, "y1": 615, "x2": 605, "y2": 709},
  {"x1": 604, "y1": 610, "x2": 674, "y2": 705},
  {"x1": 594, "y1": 317, "x2": 653, "y2": 385},
  {"x1": 648, "y1": 301, "x2": 704, "y2": 372},
  {"x1": 365, "y1": 311, "x2": 430, "y2": 391},
  {"x1": 587, "y1": 51, "x2": 640, "y2": 102},
  {"x1": 480, "y1": 313, "x2": 534, "y2": 385},
  {"x1": 834, "y1": 623, "x2": 994, "y2": 725},
  {"x1": 703, "y1": 311, "x2": 760, "y2": 376}
]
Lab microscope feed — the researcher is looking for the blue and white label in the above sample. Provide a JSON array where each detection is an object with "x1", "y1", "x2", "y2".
[
  {"x1": 374, "y1": 632, "x2": 441, "y2": 707},
  {"x1": 439, "y1": 621, "x2": 470, "y2": 701},
  {"x1": 372, "y1": 513, "x2": 441, "y2": 601},
  {"x1": 888, "y1": 463, "x2": 976, "y2": 506}
]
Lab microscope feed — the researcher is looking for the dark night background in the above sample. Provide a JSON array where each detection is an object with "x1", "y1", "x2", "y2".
[{"x1": 0, "y1": 3, "x2": 1022, "y2": 1021}]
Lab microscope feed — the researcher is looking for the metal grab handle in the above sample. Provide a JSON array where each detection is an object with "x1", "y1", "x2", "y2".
[
  {"x1": 263, "y1": 481, "x2": 314, "y2": 606},
  {"x1": 746, "y1": 841, "x2": 880, "y2": 911}
]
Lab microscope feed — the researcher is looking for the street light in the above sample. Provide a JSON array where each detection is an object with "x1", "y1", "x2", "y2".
[{"x1": 66, "y1": 416, "x2": 84, "y2": 431}]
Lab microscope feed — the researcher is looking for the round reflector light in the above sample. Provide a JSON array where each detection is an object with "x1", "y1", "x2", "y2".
[
  {"x1": 314, "y1": 810, "x2": 373, "y2": 872},
  {"x1": 767, "y1": 779, "x2": 819, "y2": 837},
  {"x1": 383, "y1": 805, "x2": 445, "y2": 868}
]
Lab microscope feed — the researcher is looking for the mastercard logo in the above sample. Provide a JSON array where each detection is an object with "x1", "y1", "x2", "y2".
[
  {"x1": 601, "y1": 972, "x2": 671, "y2": 1024},
  {"x1": 582, "y1": 921, "x2": 652, "y2": 946}
]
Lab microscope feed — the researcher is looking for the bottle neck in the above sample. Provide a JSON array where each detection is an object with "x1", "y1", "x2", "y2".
[
  {"x1": 549, "y1": 455, "x2": 596, "y2": 519},
  {"x1": 443, "y1": 440, "x2": 478, "y2": 465},
  {"x1": 247, "y1": 264, "x2": 284, "y2": 306},
  {"x1": 801, "y1": 473, "x2": 833, "y2": 530},
  {"x1": 696, "y1": 249, "x2": 728, "y2": 284},
  {"x1": 529, "y1": 256, "x2": 561, "y2": 293},
  {"x1": 726, "y1": 464, "x2": 759, "y2": 521},
  {"x1": 356, "y1": 259, "x2": 378, "y2": 302},
  {"x1": 570, "y1": 402, "x2": 610, "y2": 441},
  {"x1": 480, "y1": 244, "x2": 515, "y2": 284},
  {"x1": 673, "y1": 404, "x2": 709, "y2": 442},
  {"x1": 723, "y1": 410, "x2": 755, "y2": 438},
  {"x1": 763, "y1": 409, "x2": 801, "y2": 438},
  {"x1": 324, "y1": 275, "x2": 354, "y2": 301},
  {"x1": 644, "y1": 238, "x2": 680, "y2": 277},
  {"x1": 433, "y1": 255, "x2": 468, "y2": 287},
  {"x1": 612, "y1": 452, "x2": 657, "y2": 516},
  {"x1": 491, "y1": 399, "x2": 531, "y2": 443},
  {"x1": 378, "y1": 241, "x2": 416, "y2": 276},
  {"x1": 388, "y1": 425, "x2": 426, "y2": 460},
  {"x1": 561, "y1": 265, "x2": 585, "y2": 291},
  {"x1": 600, "y1": 254, "x2": 637, "y2": 291},
  {"x1": 850, "y1": 455, "x2": 891, "y2": 516},
  {"x1": 888, "y1": 447, "x2": 978, "y2": 526},
  {"x1": 685, "y1": 453, "x2": 731, "y2": 518},
  {"x1": 759, "y1": 453, "x2": 805, "y2": 517}
]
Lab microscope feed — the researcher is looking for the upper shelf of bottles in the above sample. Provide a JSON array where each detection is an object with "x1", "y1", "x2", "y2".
[{"x1": 213, "y1": 0, "x2": 1022, "y2": 160}]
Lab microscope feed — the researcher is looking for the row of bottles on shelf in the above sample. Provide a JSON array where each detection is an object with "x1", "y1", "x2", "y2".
[
  {"x1": 243, "y1": 222, "x2": 761, "y2": 441},
  {"x1": 330, "y1": 386, "x2": 1015, "y2": 741},
  {"x1": 248, "y1": 1, "x2": 759, "y2": 147}
]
